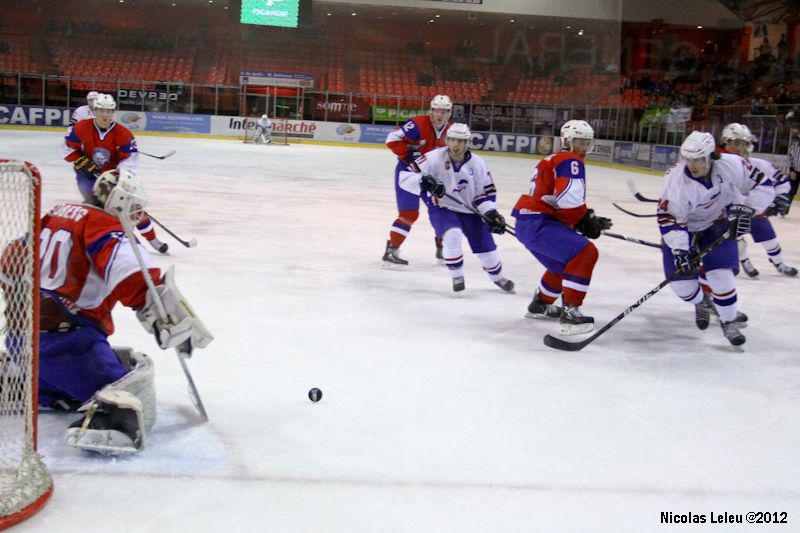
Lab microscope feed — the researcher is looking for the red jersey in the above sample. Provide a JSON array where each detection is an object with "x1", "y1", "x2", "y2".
[
  {"x1": 512, "y1": 152, "x2": 588, "y2": 228},
  {"x1": 63, "y1": 119, "x2": 139, "y2": 174},
  {"x1": 38, "y1": 203, "x2": 160, "y2": 334},
  {"x1": 386, "y1": 115, "x2": 450, "y2": 161}
]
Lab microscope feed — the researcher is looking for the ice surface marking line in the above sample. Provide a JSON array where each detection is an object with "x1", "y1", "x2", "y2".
[{"x1": 46, "y1": 468, "x2": 800, "y2": 500}]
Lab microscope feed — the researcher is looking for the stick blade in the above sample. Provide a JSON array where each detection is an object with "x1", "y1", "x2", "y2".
[
  {"x1": 543, "y1": 334, "x2": 589, "y2": 351},
  {"x1": 162, "y1": 150, "x2": 176, "y2": 159},
  {"x1": 187, "y1": 238, "x2": 198, "y2": 248},
  {"x1": 626, "y1": 179, "x2": 639, "y2": 196}
]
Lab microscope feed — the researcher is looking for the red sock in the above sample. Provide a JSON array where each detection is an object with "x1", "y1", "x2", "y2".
[
  {"x1": 562, "y1": 243, "x2": 598, "y2": 307},
  {"x1": 389, "y1": 210, "x2": 419, "y2": 247},
  {"x1": 537, "y1": 270, "x2": 563, "y2": 304}
]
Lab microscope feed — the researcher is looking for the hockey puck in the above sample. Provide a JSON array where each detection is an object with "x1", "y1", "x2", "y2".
[{"x1": 308, "y1": 388, "x2": 322, "y2": 402}]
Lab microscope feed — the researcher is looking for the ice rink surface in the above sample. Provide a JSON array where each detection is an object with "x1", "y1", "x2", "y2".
[{"x1": 3, "y1": 129, "x2": 800, "y2": 532}]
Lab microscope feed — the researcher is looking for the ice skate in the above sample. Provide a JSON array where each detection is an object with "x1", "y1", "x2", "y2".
[
  {"x1": 526, "y1": 291, "x2": 562, "y2": 319},
  {"x1": 493, "y1": 278, "x2": 515, "y2": 293},
  {"x1": 559, "y1": 305, "x2": 594, "y2": 335},
  {"x1": 720, "y1": 320, "x2": 745, "y2": 346},
  {"x1": 740, "y1": 258, "x2": 758, "y2": 278},
  {"x1": 694, "y1": 298, "x2": 711, "y2": 330},
  {"x1": 148, "y1": 238, "x2": 169, "y2": 254},
  {"x1": 382, "y1": 241, "x2": 408, "y2": 267},
  {"x1": 452, "y1": 276, "x2": 465, "y2": 292},
  {"x1": 771, "y1": 260, "x2": 798, "y2": 277}
]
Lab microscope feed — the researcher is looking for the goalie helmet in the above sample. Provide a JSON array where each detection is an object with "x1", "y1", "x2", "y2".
[
  {"x1": 261, "y1": 114, "x2": 268, "y2": 120},
  {"x1": 721, "y1": 122, "x2": 755, "y2": 152},
  {"x1": 430, "y1": 94, "x2": 453, "y2": 111},
  {"x1": 680, "y1": 131, "x2": 716, "y2": 163},
  {"x1": 93, "y1": 169, "x2": 147, "y2": 223},
  {"x1": 94, "y1": 93, "x2": 117, "y2": 110},
  {"x1": 87, "y1": 91, "x2": 100, "y2": 104},
  {"x1": 446, "y1": 123, "x2": 471, "y2": 140},
  {"x1": 560, "y1": 120, "x2": 594, "y2": 150}
]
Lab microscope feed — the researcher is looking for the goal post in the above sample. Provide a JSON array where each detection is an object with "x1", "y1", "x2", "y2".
[
  {"x1": 0, "y1": 160, "x2": 52, "y2": 530},
  {"x1": 241, "y1": 117, "x2": 290, "y2": 145}
]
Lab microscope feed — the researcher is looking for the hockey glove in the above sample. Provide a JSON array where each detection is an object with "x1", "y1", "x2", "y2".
[
  {"x1": 484, "y1": 209, "x2": 506, "y2": 234},
  {"x1": 672, "y1": 248, "x2": 700, "y2": 275},
  {"x1": 403, "y1": 151, "x2": 421, "y2": 166},
  {"x1": 727, "y1": 203, "x2": 755, "y2": 238},
  {"x1": 772, "y1": 193, "x2": 792, "y2": 216},
  {"x1": 73, "y1": 154, "x2": 97, "y2": 178},
  {"x1": 420, "y1": 175, "x2": 445, "y2": 198},
  {"x1": 575, "y1": 209, "x2": 613, "y2": 239}
]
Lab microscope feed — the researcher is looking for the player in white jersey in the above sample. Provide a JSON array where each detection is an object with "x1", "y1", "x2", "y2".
[
  {"x1": 398, "y1": 123, "x2": 513, "y2": 293},
  {"x1": 657, "y1": 131, "x2": 775, "y2": 346},
  {"x1": 254, "y1": 114, "x2": 273, "y2": 144},
  {"x1": 718, "y1": 123, "x2": 797, "y2": 277},
  {"x1": 70, "y1": 90, "x2": 99, "y2": 126}
]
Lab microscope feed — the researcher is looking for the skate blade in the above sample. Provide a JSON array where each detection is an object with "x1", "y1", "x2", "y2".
[
  {"x1": 559, "y1": 323, "x2": 594, "y2": 336},
  {"x1": 526, "y1": 312, "x2": 561, "y2": 320},
  {"x1": 381, "y1": 261, "x2": 408, "y2": 270},
  {"x1": 437, "y1": 259, "x2": 446, "y2": 266}
]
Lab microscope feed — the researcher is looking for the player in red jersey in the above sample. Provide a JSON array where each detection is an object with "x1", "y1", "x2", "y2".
[
  {"x1": 14, "y1": 169, "x2": 212, "y2": 455},
  {"x1": 382, "y1": 94, "x2": 452, "y2": 266},
  {"x1": 63, "y1": 93, "x2": 168, "y2": 253},
  {"x1": 511, "y1": 120, "x2": 612, "y2": 335}
]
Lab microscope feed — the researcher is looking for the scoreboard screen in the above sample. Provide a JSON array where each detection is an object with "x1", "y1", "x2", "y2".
[{"x1": 240, "y1": 0, "x2": 300, "y2": 28}]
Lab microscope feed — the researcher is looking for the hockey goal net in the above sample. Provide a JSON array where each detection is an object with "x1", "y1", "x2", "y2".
[
  {"x1": 242, "y1": 117, "x2": 290, "y2": 145},
  {"x1": 0, "y1": 160, "x2": 51, "y2": 530}
]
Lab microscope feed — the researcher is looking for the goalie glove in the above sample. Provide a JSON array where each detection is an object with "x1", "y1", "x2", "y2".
[
  {"x1": 727, "y1": 203, "x2": 755, "y2": 239},
  {"x1": 135, "y1": 266, "x2": 214, "y2": 351}
]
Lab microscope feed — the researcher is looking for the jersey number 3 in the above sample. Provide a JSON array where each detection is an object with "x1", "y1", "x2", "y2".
[{"x1": 39, "y1": 228, "x2": 73, "y2": 289}]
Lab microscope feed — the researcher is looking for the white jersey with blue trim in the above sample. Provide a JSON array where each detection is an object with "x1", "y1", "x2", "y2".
[
  {"x1": 398, "y1": 146, "x2": 498, "y2": 215},
  {"x1": 70, "y1": 105, "x2": 95, "y2": 125},
  {"x1": 257, "y1": 117, "x2": 272, "y2": 130},
  {"x1": 749, "y1": 156, "x2": 791, "y2": 196},
  {"x1": 657, "y1": 152, "x2": 775, "y2": 251}
]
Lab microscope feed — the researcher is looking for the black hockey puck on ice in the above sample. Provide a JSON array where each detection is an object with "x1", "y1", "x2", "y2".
[{"x1": 308, "y1": 388, "x2": 322, "y2": 402}]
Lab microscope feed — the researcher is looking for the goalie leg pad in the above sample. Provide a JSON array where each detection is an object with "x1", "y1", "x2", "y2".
[
  {"x1": 65, "y1": 389, "x2": 145, "y2": 455},
  {"x1": 108, "y1": 347, "x2": 156, "y2": 430}
]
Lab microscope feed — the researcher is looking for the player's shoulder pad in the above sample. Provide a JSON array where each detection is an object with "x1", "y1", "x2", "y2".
[{"x1": 553, "y1": 153, "x2": 585, "y2": 177}]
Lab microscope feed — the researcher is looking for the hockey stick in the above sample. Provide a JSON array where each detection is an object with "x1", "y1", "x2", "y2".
[
  {"x1": 543, "y1": 231, "x2": 729, "y2": 351},
  {"x1": 140, "y1": 149, "x2": 176, "y2": 160},
  {"x1": 602, "y1": 231, "x2": 661, "y2": 249},
  {"x1": 114, "y1": 204, "x2": 209, "y2": 421},
  {"x1": 613, "y1": 202, "x2": 658, "y2": 218},
  {"x1": 441, "y1": 191, "x2": 517, "y2": 236},
  {"x1": 145, "y1": 211, "x2": 198, "y2": 248},
  {"x1": 626, "y1": 179, "x2": 659, "y2": 203}
]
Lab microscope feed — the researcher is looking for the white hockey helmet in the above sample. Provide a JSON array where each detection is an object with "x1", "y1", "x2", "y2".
[
  {"x1": 86, "y1": 91, "x2": 100, "y2": 104},
  {"x1": 721, "y1": 122, "x2": 755, "y2": 152},
  {"x1": 93, "y1": 169, "x2": 147, "y2": 223},
  {"x1": 680, "y1": 131, "x2": 716, "y2": 164},
  {"x1": 430, "y1": 94, "x2": 453, "y2": 111},
  {"x1": 94, "y1": 93, "x2": 117, "y2": 110},
  {"x1": 261, "y1": 114, "x2": 268, "y2": 120},
  {"x1": 560, "y1": 119, "x2": 594, "y2": 150},
  {"x1": 446, "y1": 123, "x2": 471, "y2": 140}
]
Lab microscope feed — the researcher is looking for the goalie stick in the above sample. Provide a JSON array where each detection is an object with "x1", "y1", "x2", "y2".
[
  {"x1": 140, "y1": 149, "x2": 176, "y2": 160},
  {"x1": 613, "y1": 202, "x2": 658, "y2": 218},
  {"x1": 114, "y1": 203, "x2": 209, "y2": 421},
  {"x1": 626, "y1": 179, "x2": 659, "y2": 203},
  {"x1": 145, "y1": 211, "x2": 198, "y2": 248},
  {"x1": 543, "y1": 231, "x2": 729, "y2": 351}
]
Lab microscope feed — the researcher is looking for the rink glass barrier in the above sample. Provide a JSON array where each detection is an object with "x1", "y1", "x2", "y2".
[{"x1": 2, "y1": 72, "x2": 800, "y2": 155}]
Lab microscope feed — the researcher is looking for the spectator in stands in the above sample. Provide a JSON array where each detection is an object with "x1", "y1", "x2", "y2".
[
  {"x1": 758, "y1": 37, "x2": 773, "y2": 59},
  {"x1": 778, "y1": 34, "x2": 788, "y2": 60},
  {"x1": 0, "y1": 41, "x2": 8, "y2": 54}
]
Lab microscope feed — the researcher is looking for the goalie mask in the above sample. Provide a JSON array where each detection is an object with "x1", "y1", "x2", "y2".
[{"x1": 93, "y1": 169, "x2": 147, "y2": 224}]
